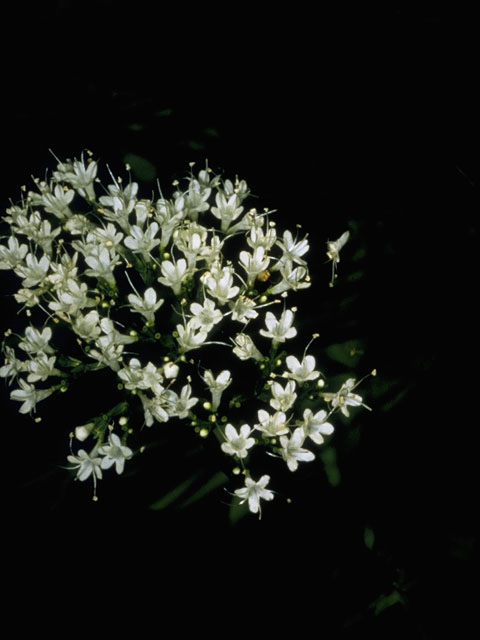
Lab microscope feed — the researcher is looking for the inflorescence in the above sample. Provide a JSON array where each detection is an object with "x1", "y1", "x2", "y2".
[{"x1": 0, "y1": 151, "x2": 369, "y2": 517}]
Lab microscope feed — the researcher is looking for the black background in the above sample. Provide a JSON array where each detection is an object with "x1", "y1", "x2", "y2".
[{"x1": 1, "y1": 3, "x2": 477, "y2": 636}]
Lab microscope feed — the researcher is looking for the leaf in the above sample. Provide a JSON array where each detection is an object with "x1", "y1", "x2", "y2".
[
  {"x1": 229, "y1": 496, "x2": 250, "y2": 525},
  {"x1": 123, "y1": 153, "x2": 157, "y2": 182},
  {"x1": 325, "y1": 339, "x2": 365, "y2": 367},
  {"x1": 371, "y1": 590, "x2": 404, "y2": 616},
  {"x1": 177, "y1": 471, "x2": 228, "y2": 509},
  {"x1": 320, "y1": 447, "x2": 341, "y2": 487},
  {"x1": 149, "y1": 472, "x2": 201, "y2": 510},
  {"x1": 364, "y1": 526, "x2": 375, "y2": 550}
]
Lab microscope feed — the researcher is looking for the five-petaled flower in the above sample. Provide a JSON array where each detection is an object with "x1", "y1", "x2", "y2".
[
  {"x1": 234, "y1": 474, "x2": 274, "y2": 518},
  {"x1": 221, "y1": 424, "x2": 255, "y2": 459},
  {"x1": 99, "y1": 433, "x2": 133, "y2": 474}
]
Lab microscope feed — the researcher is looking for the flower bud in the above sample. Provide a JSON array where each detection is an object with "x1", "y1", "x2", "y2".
[{"x1": 74, "y1": 422, "x2": 95, "y2": 442}]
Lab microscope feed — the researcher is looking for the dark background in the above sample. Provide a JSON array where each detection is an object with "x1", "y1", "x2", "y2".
[{"x1": 1, "y1": 3, "x2": 477, "y2": 636}]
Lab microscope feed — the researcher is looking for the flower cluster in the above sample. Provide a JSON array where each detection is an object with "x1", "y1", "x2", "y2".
[{"x1": 1, "y1": 151, "x2": 366, "y2": 518}]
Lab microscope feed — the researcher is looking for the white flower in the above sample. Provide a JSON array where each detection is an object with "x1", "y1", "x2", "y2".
[
  {"x1": 139, "y1": 362, "x2": 165, "y2": 395},
  {"x1": 246, "y1": 225, "x2": 277, "y2": 251},
  {"x1": 38, "y1": 183, "x2": 75, "y2": 219},
  {"x1": 10, "y1": 379, "x2": 52, "y2": 414},
  {"x1": 269, "y1": 380, "x2": 297, "y2": 412},
  {"x1": 0, "y1": 346, "x2": 26, "y2": 383},
  {"x1": 84, "y1": 246, "x2": 120, "y2": 285},
  {"x1": 18, "y1": 326, "x2": 54, "y2": 356},
  {"x1": 229, "y1": 295, "x2": 258, "y2": 324},
  {"x1": 98, "y1": 181, "x2": 138, "y2": 229},
  {"x1": 221, "y1": 424, "x2": 255, "y2": 459},
  {"x1": 13, "y1": 288, "x2": 40, "y2": 307},
  {"x1": 155, "y1": 196, "x2": 185, "y2": 249},
  {"x1": 67, "y1": 447, "x2": 103, "y2": 482},
  {"x1": 128, "y1": 287, "x2": 164, "y2": 324},
  {"x1": 269, "y1": 264, "x2": 310, "y2": 295},
  {"x1": 326, "y1": 231, "x2": 350, "y2": 265},
  {"x1": 323, "y1": 377, "x2": 368, "y2": 417},
  {"x1": 47, "y1": 251, "x2": 79, "y2": 287},
  {"x1": 173, "y1": 222, "x2": 208, "y2": 266},
  {"x1": 73, "y1": 310, "x2": 102, "y2": 341},
  {"x1": 169, "y1": 384, "x2": 198, "y2": 419},
  {"x1": 176, "y1": 320, "x2": 208, "y2": 353},
  {"x1": 280, "y1": 427, "x2": 315, "y2": 472},
  {"x1": 232, "y1": 333, "x2": 263, "y2": 361},
  {"x1": 48, "y1": 278, "x2": 92, "y2": 315},
  {"x1": 285, "y1": 355, "x2": 320, "y2": 383},
  {"x1": 124, "y1": 223, "x2": 160, "y2": 255},
  {"x1": 326, "y1": 230, "x2": 350, "y2": 284},
  {"x1": 234, "y1": 475, "x2": 274, "y2": 518},
  {"x1": 301, "y1": 409, "x2": 334, "y2": 445},
  {"x1": 14, "y1": 253, "x2": 50, "y2": 287},
  {"x1": 118, "y1": 358, "x2": 145, "y2": 390},
  {"x1": 0, "y1": 236, "x2": 28, "y2": 269},
  {"x1": 157, "y1": 258, "x2": 189, "y2": 295},
  {"x1": 273, "y1": 230, "x2": 309, "y2": 270},
  {"x1": 26, "y1": 353, "x2": 60, "y2": 382},
  {"x1": 139, "y1": 392, "x2": 170, "y2": 426},
  {"x1": 183, "y1": 179, "x2": 211, "y2": 218},
  {"x1": 211, "y1": 192, "x2": 244, "y2": 233},
  {"x1": 88, "y1": 334, "x2": 124, "y2": 371},
  {"x1": 203, "y1": 369, "x2": 232, "y2": 411},
  {"x1": 99, "y1": 433, "x2": 133, "y2": 474},
  {"x1": 254, "y1": 409, "x2": 289, "y2": 437},
  {"x1": 260, "y1": 309, "x2": 297, "y2": 346},
  {"x1": 87, "y1": 223, "x2": 124, "y2": 250},
  {"x1": 239, "y1": 246, "x2": 270, "y2": 286},
  {"x1": 189, "y1": 298, "x2": 223, "y2": 332},
  {"x1": 204, "y1": 265, "x2": 240, "y2": 305},
  {"x1": 54, "y1": 156, "x2": 98, "y2": 199}
]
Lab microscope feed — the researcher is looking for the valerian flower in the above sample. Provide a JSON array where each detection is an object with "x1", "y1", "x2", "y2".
[
  {"x1": 221, "y1": 424, "x2": 255, "y2": 459},
  {"x1": 18, "y1": 327, "x2": 55, "y2": 356},
  {"x1": 124, "y1": 222, "x2": 160, "y2": 255},
  {"x1": 128, "y1": 287, "x2": 164, "y2": 324},
  {"x1": 189, "y1": 298, "x2": 223, "y2": 332},
  {"x1": 285, "y1": 355, "x2": 320, "y2": 384},
  {"x1": 301, "y1": 409, "x2": 334, "y2": 445},
  {"x1": 254, "y1": 409, "x2": 289, "y2": 437},
  {"x1": 10, "y1": 380, "x2": 52, "y2": 413},
  {"x1": 273, "y1": 230, "x2": 309, "y2": 270},
  {"x1": 204, "y1": 264, "x2": 240, "y2": 304},
  {"x1": 0, "y1": 236, "x2": 28, "y2": 269},
  {"x1": 99, "y1": 433, "x2": 133, "y2": 474},
  {"x1": 323, "y1": 378, "x2": 369, "y2": 417},
  {"x1": 158, "y1": 258, "x2": 189, "y2": 295},
  {"x1": 84, "y1": 246, "x2": 121, "y2": 285},
  {"x1": 168, "y1": 383, "x2": 198, "y2": 419},
  {"x1": 229, "y1": 295, "x2": 258, "y2": 323},
  {"x1": 239, "y1": 246, "x2": 270, "y2": 286},
  {"x1": 269, "y1": 380, "x2": 297, "y2": 412},
  {"x1": 260, "y1": 309, "x2": 297, "y2": 346},
  {"x1": 14, "y1": 253, "x2": 50, "y2": 288},
  {"x1": 176, "y1": 320, "x2": 208, "y2": 353},
  {"x1": 67, "y1": 446, "x2": 103, "y2": 497},
  {"x1": 210, "y1": 192, "x2": 244, "y2": 233},
  {"x1": 232, "y1": 333, "x2": 263, "y2": 361},
  {"x1": 203, "y1": 369, "x2": 232, "y2": 411},
  {"x1": 234, "y1": 474, "x2": 274, "y2": 518},
  {"x1": 280, "y1": 427, "x2": 315, "y2": 472},
  {"x1": 326, "y1": 230, "x2": 350, "y2": 284}
]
